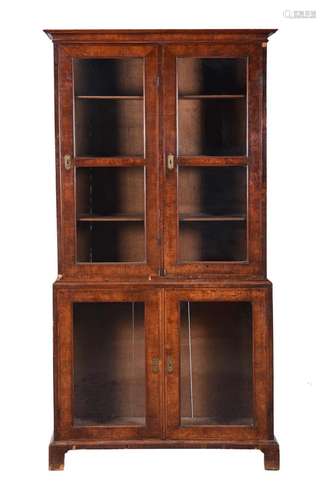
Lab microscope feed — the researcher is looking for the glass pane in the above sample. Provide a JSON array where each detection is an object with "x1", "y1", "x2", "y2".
[
  {"x1": 76, "y1": 167, "x2": 145, "y2": 263},
  {"x1": 180, "y1": 301, "x2": 253, "y2": 426},
  {"x1": 178, "y1": 58, "x2": 246, "y2": 95},
  {"x1": 74, "y1": 58, "x2": 144, "y2": 157},
  {"x1": 178, "y1": 166, "x2": 247, "y2": 262},
  {"x1": 177, "y1": 58, "x2": 247, "y2": 156},
  {"x1": 179, "y1": 221, "x2": 246, "y2": 261},
  {"x1": 73, "y1": 302, "x2": 145, "y2": 426},
  {"x1": 74, "y1": 59, "x2": 143, "y2": 96},
  {"x1": 179, "y1": 166, "x2": 247, "y2": 216}
]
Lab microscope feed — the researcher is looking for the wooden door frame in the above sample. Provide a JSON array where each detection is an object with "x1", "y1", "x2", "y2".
[
  {"x1": 162, "y1": 43, "x2": 266, "y2": 278},
  {"x1": 164, "y1": 286, "x2": 273, "y2": 441},
  {"x1": 54, "y1": 285, "x2": 163, "y2": 440},
  {"x1": 56, "y1": 43, "x2": 160, "y2": 279}
]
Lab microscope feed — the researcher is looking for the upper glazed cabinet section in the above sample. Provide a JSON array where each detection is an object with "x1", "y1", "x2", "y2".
[{"x1": 46, "y1": 31, "x2": 275, "y2": 279}]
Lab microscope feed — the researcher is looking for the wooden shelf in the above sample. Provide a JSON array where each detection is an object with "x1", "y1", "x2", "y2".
[
  {"x1": 180, "y1": 214, "x2": 246, "y2": 222},
  {"x1": 78, "y1": 213, "x2": 144, "y2": 222},
  {"x1": 76, "y1": 95, "x2": 143, "y2": 100},
  {"x1": 179, "y1": 94, "x2": 245, "y2": 99},
  {"x1": 181, "y1": 416, "x2": 253, "y2": 426},
  {"x1": 77, "y1": 214, "x2": 144, "y2": 222}
]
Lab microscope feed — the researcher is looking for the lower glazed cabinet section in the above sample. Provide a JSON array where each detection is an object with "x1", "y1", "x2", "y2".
[{"x1": 50, "y1": 283, "x2": 279, "y2": 470}]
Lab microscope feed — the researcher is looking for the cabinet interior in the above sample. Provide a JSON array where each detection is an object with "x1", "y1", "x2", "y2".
[
  {"x1": 180, "y1": 301, "x2": 253, "y2": 425},
  {"x1": 178, "y1": 166, "x2": 247, "y2": 262},
  {"x1": 177, "y1": 58, "x2": 247, "y2": 156},
  {"x1": 73, "y1": 302, "x2": 146, "y2": 426},
  {"x1": 76, "y1": 167, "x2": 145, "y2": 262},
  {"x1": 179, "y1": 221, "x2": 246, "y2": 261},
  {"x1": 177, "y1": 58, "x2": 247, "y2": 95},
  {"x1": 73, "y1": 58, "x2": 144, "y2": 157}
]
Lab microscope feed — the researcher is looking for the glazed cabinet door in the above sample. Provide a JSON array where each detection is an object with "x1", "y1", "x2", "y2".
[
  {"x1": 165, "y1": 287, "x2": 273, "y2": 441},
  {"x1": 56, "y1": 44, "x2": 160, "y2": 279},
  {"x1": 163, "y1": 44, "x2": 265, "y2": 277},
  {"x1": 54, "y1": 287, "x2": 162, "y2": 440}
]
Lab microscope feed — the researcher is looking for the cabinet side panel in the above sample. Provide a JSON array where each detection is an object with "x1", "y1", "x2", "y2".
[{"x1": 53, "y1": 45, "x2": 63, "y2": 274}]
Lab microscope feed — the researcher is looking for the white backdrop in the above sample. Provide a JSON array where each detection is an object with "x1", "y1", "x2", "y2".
[{"x1": 1, "y1": 0, "x2": 325, "y2": 497}]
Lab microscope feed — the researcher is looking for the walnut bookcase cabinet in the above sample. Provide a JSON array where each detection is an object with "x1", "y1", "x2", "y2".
[{"x1": 45, "y1": 29, "x2": 279, "y2": 470}]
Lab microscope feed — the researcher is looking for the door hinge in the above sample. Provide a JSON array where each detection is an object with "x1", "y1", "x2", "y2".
[{"x1": 156, "y1": 75, "x2": 160, "y2": 87}]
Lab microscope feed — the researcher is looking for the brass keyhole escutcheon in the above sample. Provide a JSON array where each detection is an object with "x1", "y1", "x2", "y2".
[
  {"x1": 167, "y1": 153, "x2": 174, "y2": 171},
  {"x1": 152, "y1": 357, "x2": 160, "y2": 374},
  {"x1": 167, "y1": 355, "x2": 173, "y2": 374},
  {"x1": 64, "y1": 154, "x2": 72, "y2": 171}
]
